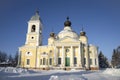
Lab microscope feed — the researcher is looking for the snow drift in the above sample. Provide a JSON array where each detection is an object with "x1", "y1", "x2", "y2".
[
  {"x1": 102, "y1": 68, "x2": 120, "y2": 76},
  {"x1": 0, "y1": 67, "x2": 28, "y2": 74}
]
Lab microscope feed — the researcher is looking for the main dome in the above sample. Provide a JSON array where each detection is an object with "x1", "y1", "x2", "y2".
[
  {"x1": 58, "y1": 27, "x2": 79, "y2": 39},
  {"x1": 57, "y1": 17, "x2": 79, "y2": 39}
]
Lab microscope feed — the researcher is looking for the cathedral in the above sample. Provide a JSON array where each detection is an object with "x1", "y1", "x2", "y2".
[{"x1": 18, "y1": 11, "x2": 99, "y2": 70}]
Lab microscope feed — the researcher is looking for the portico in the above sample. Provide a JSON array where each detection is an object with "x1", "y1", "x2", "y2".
[{"x1": 53, "y1": 44, "x2": 83, "y2": 68}]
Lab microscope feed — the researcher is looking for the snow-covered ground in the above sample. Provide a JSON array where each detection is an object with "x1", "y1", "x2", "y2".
[{"x1": 0, "y1": 67, "x2": 120, "y2": 80}]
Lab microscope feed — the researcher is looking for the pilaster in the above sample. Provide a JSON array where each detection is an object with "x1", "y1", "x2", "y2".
[
  {"x1": 62, "y1": 46, "x2": 65, "y2": 67},
  {"x1": 70, "y1": 46, "x2": 74, "y2": 67},
  {"x1": 54, "y1": 46, "x2": 57, "y2": 66},
  {"x1": 85, "y1": 45, "x2": 90, "y2": 69},
  {"x1": 78, "y1": 45, "x2": 82, "y2": 67}
]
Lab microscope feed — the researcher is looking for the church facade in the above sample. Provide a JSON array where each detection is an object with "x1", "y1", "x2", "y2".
[{"x1": 18, "y1": 11, "x2": 99, "y2": 70}]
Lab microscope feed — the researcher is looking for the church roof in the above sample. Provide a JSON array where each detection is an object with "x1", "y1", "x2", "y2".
[{"x1": 30, "y1": 10, "x2": 41, "y2": 21}]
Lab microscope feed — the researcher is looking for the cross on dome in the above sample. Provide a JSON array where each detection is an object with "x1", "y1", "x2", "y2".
[{"x1": 64, "y1": 16, "x2": 72, "y2": 27}]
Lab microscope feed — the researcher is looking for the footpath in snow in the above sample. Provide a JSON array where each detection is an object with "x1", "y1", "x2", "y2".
[{"x1": 0, "y1": 67, "x2": 120, "y2": 80}]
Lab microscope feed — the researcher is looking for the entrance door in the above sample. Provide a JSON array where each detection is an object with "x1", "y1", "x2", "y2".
[{"x1": 65, "y1": 57, "x2": 70, "y2": 66}]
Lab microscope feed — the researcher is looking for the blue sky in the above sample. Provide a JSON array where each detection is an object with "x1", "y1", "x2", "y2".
[{"x1": 0, "y1": 0, "x2": 120, "y2": 60}]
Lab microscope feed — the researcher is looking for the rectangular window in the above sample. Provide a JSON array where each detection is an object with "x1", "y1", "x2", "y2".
[
  {"x1": 40, "y1": 59, "x2": 42, "y2": 65},
  {"x1": 46, "y1": 59, "x2": 48, "y2": 65},
  {"x1": 90, "y1": 58, "x2": 92, "y2": 65},
  {"x1": 26, "y1": 59, "x2": 30, "y2": 65},
  {"x1": 74, "y1": 57, "x2": 77, "y2": 64},
  {"x1": 95, "y1": 59, "x2": 97, "y2": 65},
  {"x1": 84, "y1": 58, "x2": 86, "y2": 64},
  {"x1": 49, "y1": 58, "x2": 52, "y2": 65},
  {"x1": 58, "y1": 58, "x2": 61, "y2": 64},
  {"x1": 43, "y1": 58, "x2": 46, "y2": 65}
]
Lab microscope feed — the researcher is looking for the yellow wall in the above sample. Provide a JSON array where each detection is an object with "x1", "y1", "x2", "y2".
[{"x1": 19, "y1": 46, "x2": 37, "y2": 68}]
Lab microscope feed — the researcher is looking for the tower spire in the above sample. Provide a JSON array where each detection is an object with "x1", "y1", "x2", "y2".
[
  {"x1": 80, "y1": 25, "x2": 86, "y2": 36},
  {"x1": 82, "y1": 27, "x2": 84, "y2": 31},
  {"x1": 35, "y1": 8, "x2": 39, "y2": 15},
  {"x1": 67, "y1": 16, "x2": 69, "y2": 21},
  {"x1": 51, "y1": 27, "x2": 54, "y2": 32}
]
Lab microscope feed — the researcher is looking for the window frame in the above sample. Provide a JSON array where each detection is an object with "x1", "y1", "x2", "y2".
[
  {"x1": 74, "y1": 57, "x2": 77, "y2": 64},
  {"x1": 31, "y1": 25, "x2": 36, "y2": 32},
  {"x1": 58, "y1": 58, "x2": 61, "y2": 65},
  {"x1": 49, "y1": 58, "x2": 52, "y2": 65},
  {"x1": 26, "y1": 59, "x2": 30, "y2": 65}
]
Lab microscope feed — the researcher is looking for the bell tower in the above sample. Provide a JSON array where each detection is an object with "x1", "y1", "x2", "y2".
[{"x1": 25, "y1": 11, "x2": 42, "y2": 46}]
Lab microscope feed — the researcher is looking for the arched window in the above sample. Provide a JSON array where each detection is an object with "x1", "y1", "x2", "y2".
[{"x1": 31, "y1": 25, "x2": 36, "y2": 32}]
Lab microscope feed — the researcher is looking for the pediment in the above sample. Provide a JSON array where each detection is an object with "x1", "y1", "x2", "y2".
[{"x1": 57, "y1": 36, "x2": 79, "y2": 43}]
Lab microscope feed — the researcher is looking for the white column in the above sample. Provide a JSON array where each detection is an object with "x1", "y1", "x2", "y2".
[
  {"x1": 54, "y1": 46, "x2": 57, "y2": 66},
  {"x1": 62, "y1": 46, "x2": 65, "y2": 67},
  {"x1": 85, "y1": 45, "x2": 89, "y2": 69},
  {"x1": 70, "y1": 46, "x2": 74, "y2": 67},
  {"x1": 56, "y1": 47, "x2": 58, "y2": 65},
  {"x1": 81, "y1": 43, "x2": 84, "y2": 67},
  {"x1": 93, "y1": 48, "x2": 95, "y2": 66},
  {"x1": 96, "y1": 47, "x2": 99, "y2": 68},
  {"x1": 78, "y1": 45, "x2": 82, "y2": 67},
  {"x1": 77, "y1": 45, "x2": 80, "y2": 67}
]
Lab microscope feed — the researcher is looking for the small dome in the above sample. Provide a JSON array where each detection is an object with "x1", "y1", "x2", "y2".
[
  {"x1": 80, "y1": 31, "x2": 86, "y2": 36},
  {"x1": 50, "y1": 32, "x2": 55, "y2": 37},
  {"x1": 64, "y1": 17, "x2": 71, "y2": 26}
]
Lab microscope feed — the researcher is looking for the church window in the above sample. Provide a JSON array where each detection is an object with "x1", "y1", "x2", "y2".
[
  {"x1": 74, "y1": 57, "x2": 77, "y2": 64},
  {"x1": 90, "y1": 58, "x2": 92, "y2": 65},
  {"x1": 95, "y1": 59, "x2": 97, "y2": 65},
  {"x1": 49, "y1": 58, "x2": 52, "y2": 65},
  {"x1": 49, "y1": 50, "x2": 52, "y2": 53},
  {"x1": 58, "y1": 58, "x2": 61, "y2": 64},
  {"x1": 26, "y1": 59, "x2": 30, "y2": 65},
  {"x1": 31, "y1": 25, "x2": 36, "y2": 32},
  {"x1": 26, "y1": 52, "x2": 32, "y2": 56},
  {"x1": 66, "y1": 48, "x2": 69, "y2": 52},
  {"x1": 31, "y1": 37, "x2": 34, "y2": 39},
  {"x1": 46, "y1": 59, "x2": 48, "y2": 65},
  {"x1": 40, "y1": 59, "x2": 42, "y2": 65},
  {"x1": 84, "y1": 58, "x2": 86, "y2": 64},
  {"x1": 43, "y1": 52, "x2": 46, "y2": 54},
  {"x1": 43, "y1": 58, "x2": 46, "y2": 65},
  {"x1": 27, "y1": 52, "x2": 30, "y2": 54}
]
